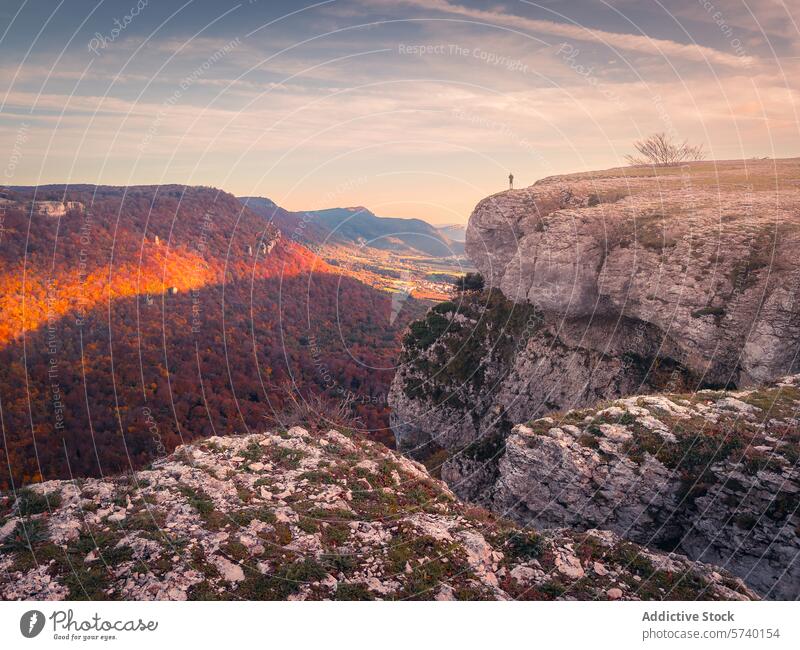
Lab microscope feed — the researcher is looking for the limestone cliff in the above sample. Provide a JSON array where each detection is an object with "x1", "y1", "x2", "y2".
[
  {"x1": 389, "y1": 159, "x2": 800, "y2": 599},
  {"x1": 467, "y1": 158, "x2": 800, "y2": 386},
  {"x1": 393, "y1": 160, "x2": 800, "y2": 465},
  {"x1": 493, "y1": 375, "x2": 800, "y2": 599}
]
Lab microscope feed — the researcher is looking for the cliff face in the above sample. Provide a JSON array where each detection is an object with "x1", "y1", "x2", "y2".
[
  {"x1": 392, "y1": 160, "x2": 800, "y2": 465},
  {"x1": 389, "y1": 159, "x2": 800, "y2": 599},
  {"x1": 493, "y1": 375, "x2": 800, "y2": 600},
  {"x1": 0, "y1": 427, "x2": 753, "y2": 601},
  {"x1": 466, "y1": 158, "x2": 800, "y2": 386},
  {"x1": 389, "y1": 289, "x2": 691, "y2": 466}
]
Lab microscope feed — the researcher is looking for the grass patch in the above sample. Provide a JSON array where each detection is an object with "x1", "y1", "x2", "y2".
[
  {"x1": 269, "y1": 558, "x2": 327, "y2": 599},
  {"x1": 265, "y1": 446, "x2": 305, "y2": 470},
  {"x1": 15, "y1": 488, "x2": 61, "y2": 516},
  {"x1": 495, "y1": 529, "x2": 543, "y2": 562},
  {"x1": 1, "y1": 518, "x2": 49, "y2": 553},
  {"x1": 334, "y1": 582, "x2": 374, "y2": 600},
  {"x1": 178, "y1": 486, "x2": 226, "y2": 528},
  {"x1": 241, "y1": 441, "x2": 265, "y2": 462},
  {"x1": 320, "y1": 551, "x2": 356, "y2": 574},
  {"x1": 179, "y1": 486, "x2": 214, "y2": 516}
]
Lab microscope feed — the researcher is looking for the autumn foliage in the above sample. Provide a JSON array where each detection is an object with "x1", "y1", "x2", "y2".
[{"x1": 0, "y1": 185, "x2": 421, "y2": 488}]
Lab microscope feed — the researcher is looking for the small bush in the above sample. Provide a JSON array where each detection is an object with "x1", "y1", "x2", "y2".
[
  {"x1": 432, "y1": 301, "x2": 456, "y2": 315},
  {"x1": 271, "y1": 559, "x2": 327, "y2": 598},
  {"x1": 499, "y1": 529, "x2": 543, "y2": 560},
  {"x1": 405, "y1": 313, "x2": 450, "y2": 350},
  {"x1": 1, "y1": 519, "x2": 49, "y2": 553},
  {"x1": 453, "y1": 272, "x2": 484, "y2": 293},
  {"x1": 334, "y1": 582, "x2": 374, "y2": 600},
  {"x1": 15, "y1": 488, "x2": 61, "y2": 516},
  {"x1": 272, "y1": 385, "x2": 364, "y2": 432}
]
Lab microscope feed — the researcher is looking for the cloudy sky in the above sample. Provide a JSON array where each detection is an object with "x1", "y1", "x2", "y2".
[{"x1": 1, "y1": 0, "x2": 798, "y2": 223}]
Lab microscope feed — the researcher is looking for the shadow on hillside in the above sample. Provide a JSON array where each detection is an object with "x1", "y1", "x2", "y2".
[{"x1": 0, "y1": 269, "x2": 424, "y2": 488}]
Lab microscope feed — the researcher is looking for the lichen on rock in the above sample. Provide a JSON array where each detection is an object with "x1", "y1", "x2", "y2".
[{"x1": 0, "y1": 426, "x2": 754, "y2": 601}]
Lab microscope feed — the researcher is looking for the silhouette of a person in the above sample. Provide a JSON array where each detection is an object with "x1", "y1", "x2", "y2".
[{"x1": 508, "y1": 173, "x2": 514, "y2": 189}]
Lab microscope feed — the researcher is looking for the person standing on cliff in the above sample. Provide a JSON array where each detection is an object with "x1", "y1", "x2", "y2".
[{"x1": 508, "y1": 172, "x2": 514, "y2": 189}]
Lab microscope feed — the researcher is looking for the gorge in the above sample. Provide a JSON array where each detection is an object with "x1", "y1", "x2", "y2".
[{"x1": 2, "y1": 159, "x2": 798, "y2": 600}]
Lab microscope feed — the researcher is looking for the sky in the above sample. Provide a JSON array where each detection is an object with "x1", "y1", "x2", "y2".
[{"x1": 1, "y1": 0, "x2": 798, "y2": 224}]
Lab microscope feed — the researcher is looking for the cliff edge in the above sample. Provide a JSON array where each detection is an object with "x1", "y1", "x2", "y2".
[
  {"x1": 467, "y1": 158, "x2": 800, "y2": 386},
  {"x1": 389, "y1": 159, "x2": 800, "y2": 598}
]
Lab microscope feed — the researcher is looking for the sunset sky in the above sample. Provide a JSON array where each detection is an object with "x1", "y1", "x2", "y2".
[{"x1": 1, "y1": 0, "x2": 798, "y2": 223}]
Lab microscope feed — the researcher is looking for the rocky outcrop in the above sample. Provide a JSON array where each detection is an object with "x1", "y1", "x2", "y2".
[
  {"x1": 0, "y1": 427, "x2": 754, "y2": 601},
  {"x1": 389, "y1": 159, "x2": 800, "y2": 599},
  {"x1": 389, "y1": 289, "x2": 694, "y2": 498},
  {"x1": 466, "y1": 158, "x2": 800, "y2": 387},
  {"x1": 491, "y1": 375, "x2": 800, "y2": 599},
  {"x1": 392, "y1": 160, "x2": 800, "y2": 469},
  {"x1": 391, "y1": 363, "x2": 800, "y2": 602}
]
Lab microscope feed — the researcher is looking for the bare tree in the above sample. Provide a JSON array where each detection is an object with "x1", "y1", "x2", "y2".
[{"x1": 625, "y1": 133, "x2": 705, "y2": 166}]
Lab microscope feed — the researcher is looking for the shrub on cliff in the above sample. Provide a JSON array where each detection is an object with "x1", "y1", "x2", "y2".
[
  {"x1": 625, "y1": 133, "x2": 705, "y2": 166},
  {"x1": 454, "y1": 272, "x2": 485, "y2": 293}
]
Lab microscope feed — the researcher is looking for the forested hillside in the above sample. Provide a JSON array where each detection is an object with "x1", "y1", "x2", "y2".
[{"x1": 0, "y1": 185, "x2": 421, "y2": 488}]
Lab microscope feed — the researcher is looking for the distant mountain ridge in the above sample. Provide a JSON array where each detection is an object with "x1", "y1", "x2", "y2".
[
  {"x1": 239, "y1": 198, "x2": 464, "y2": 256},
  {"x1": 237, "y1": 196, "x2": 329, "y2": 243},
  {"x1": 437, "y1": 224, "x2": 466, "y2": 242}
]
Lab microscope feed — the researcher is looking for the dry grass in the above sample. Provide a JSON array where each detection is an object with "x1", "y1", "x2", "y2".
[{"x1": 538, "y1": 157, "x2": 800, "y2": 193}]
